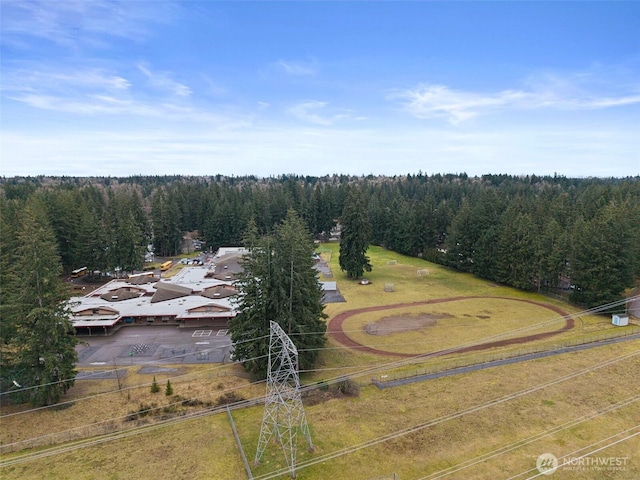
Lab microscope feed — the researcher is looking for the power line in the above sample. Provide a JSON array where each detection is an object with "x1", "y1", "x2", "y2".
[
  {"x1": 416, "y1": 393, "x2": 640, "y2": 480},
  {"x1": 249, "y1": 349, "x2": 640, "y2": 479},
  {"x1": 3, "y1": 293, "x2": 635, "y2": 405},
  {"x1": 4, "y1": 342, "x2": 637, "y2": 471},
  {"x1": 505, "y1": 425, "x2": 640, "y2": 480},
  {"x1": 2, "y1": 295, "x2": 637, "y2": 466},
  {"x1": 3, "y1": 295, "x2": 636, "y2": 451}
]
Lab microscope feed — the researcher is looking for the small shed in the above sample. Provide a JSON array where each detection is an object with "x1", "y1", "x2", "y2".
[{"x1": 612, "y1": 314, "x2": 629, "y2": 327}]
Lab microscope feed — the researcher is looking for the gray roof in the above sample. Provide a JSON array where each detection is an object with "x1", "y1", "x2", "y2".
[
  {"x1": 151, "y1": 282, "x2": 193, "y2": 303},
  {"x1": 70, "y1": 267, "x2": 237, "y2": 327},
  {"x1": 201, "y1": 285, "x2": 238, "y2": 299},
  {"x1": 127, "y1": 275, "x2": 158, "y2": 285},
  {"x1": 100, "y1": 288, "x2": 142, "y2": 302}
]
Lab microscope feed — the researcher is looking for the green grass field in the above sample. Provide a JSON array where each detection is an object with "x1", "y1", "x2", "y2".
[{"x1": 2, "y1": 244, "x2": 638, "y2": 479}]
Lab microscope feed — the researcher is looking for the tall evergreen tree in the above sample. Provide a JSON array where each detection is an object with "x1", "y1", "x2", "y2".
[
  {"x1": 0, "y1": 197, "x2": 78, "y2": 406},
  {"x1": 570, "y1": 202, "x2": 637, "y2": 308},
  {"x1": 229, "y1": 209, "x2": 327, "y2": 379},
  {"x1": 495, "y1": 209, "x2": 539, "y2": 290},
  {"x1": 151, "y1": 189, "x2": 182, "y2": 257},
  {"x1": 105, "y1": 191, "x2": 147, "y2": 273},
  {"x1": 339, "y1": 188, "x2": 372, "y2": 278}
]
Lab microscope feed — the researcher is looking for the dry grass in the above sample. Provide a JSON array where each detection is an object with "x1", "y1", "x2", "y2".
[
  {"x1": 3, "y1": 340, "x2": 638, "y2": 479},
  {"x1": 340, "y1": 298, "x2": 565, "y2": 355},
  {"x1": 0, "y1": 363, "x2": 263, "y2": 451},
  {"x1": 2, "y1": 244, "x2": 638, "y2": 479},
  {"x1": 243, "y1": 340, "x2": 640, "y2": 479}
]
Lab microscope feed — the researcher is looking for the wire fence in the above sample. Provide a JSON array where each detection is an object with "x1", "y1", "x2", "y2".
[{"x1": 373, "y1": 325, "x2": 640, "y2": 386}]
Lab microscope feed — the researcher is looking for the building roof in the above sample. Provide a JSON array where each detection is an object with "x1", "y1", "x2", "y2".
[
  {"x1": 70, "y1": 266, "x2": 238, "y2": 328},
  {"x1": 69, "y1": 247, "x2": 332, "y2": 328},
  {"x1": 151, "y1": 282, "x2": 193, "y2": 303},
  {"x1": 73, "y1": 319, "x2": 121, "y2": 328},
  {"x1": 128, "y1": 275, "x2": 158, "y2": 285},
  {"x1": 100, "y1": 288, "x2": 143, "y2": 302},
  {"x1": 201, "y1": 285, "x2": 239, "y2": 299}
]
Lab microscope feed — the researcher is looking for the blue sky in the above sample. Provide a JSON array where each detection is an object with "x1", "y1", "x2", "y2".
[{"x1": 1, "y1": 1, "x2": 639, "y2": 178}]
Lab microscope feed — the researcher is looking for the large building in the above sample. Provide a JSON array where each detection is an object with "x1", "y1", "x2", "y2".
[{"x1": 70, "y1": 249, "x2": 246, "y2": 335}]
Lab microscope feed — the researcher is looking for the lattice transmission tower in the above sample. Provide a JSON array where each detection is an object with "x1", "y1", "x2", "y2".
[{"x1": 254, "y1": 321, "x2": 313, "y2": 478}]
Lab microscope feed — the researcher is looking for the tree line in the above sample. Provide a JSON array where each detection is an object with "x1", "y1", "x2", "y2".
[
  {"x1": 2, "y1": 173, "x2": 639, "y2": 399},
  {"x1": 2, "y1": 173, "x2": 639, "y2": 309}
]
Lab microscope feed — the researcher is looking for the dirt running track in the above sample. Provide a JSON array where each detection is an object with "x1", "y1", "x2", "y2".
[{"x1": 327, "y1": 296, "x2": 574, "y2": 358}]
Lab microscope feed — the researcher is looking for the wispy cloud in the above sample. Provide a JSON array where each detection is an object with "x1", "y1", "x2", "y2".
[
  {"x1": 274, "y1": 60, "x2": 317, "y2": 76},
  {"x1": 2, "y1": 68, "x2": 131, "y2": 93},
  {"x1": 391, "y1": 85, "x2": 528, "y2": 124},
  {"x1": 392, "y1": 73, "x2": 640, "y2": 124},
  {"x1": 2, "y1": 64, "x2": 243, "y2": 125},
  {"x1": 137, "y1": 64, "x2": 191, "y2": 97},
  {"x1": 289, "y1": 101, "x2": 350, "y2": 125},
  {"x1": 6, "y1": 90, "x2": 247, "y2": 124},
  {"x1": 1, "y1": 0, "x2": 176, "y2": 49}
]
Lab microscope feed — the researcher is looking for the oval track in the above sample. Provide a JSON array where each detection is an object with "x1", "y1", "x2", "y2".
[{"x1": 327, "y1": 296, "x2": 574, "y2": 358}]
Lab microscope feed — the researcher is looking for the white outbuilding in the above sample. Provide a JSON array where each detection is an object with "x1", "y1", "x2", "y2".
[{"x1": 611, "y1": 314, "x2": 629, "y2": 327}]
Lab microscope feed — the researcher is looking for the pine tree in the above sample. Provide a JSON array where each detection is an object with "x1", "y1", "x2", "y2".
[
  {"x1": 150, "y1": 376, "x2": 160, "y2": 393},
  {"x1": 570, "y1": 201, "x2": 636, "y2": 308},
  {"x1": 339, "y1": 188, "x2": 372, "y2": 279},
  {"x1": 151, "y1": 189, "x2": 182, "y2": 257},
  {"x1": 1, "y1": 197, "x2": 78, "y2": 406},
  {"x1": 107, "y1": 191, "x2": 147, "y2": 274},
  {"x1": 229, "y1": 209, "x2": 327, "y2": 379}
]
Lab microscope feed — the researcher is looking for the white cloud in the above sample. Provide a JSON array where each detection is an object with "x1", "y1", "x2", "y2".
[
  {"x1": 2, "y1": 68, "x2": 131, "y2": 93},
  {"x1": 391, "y1": 85, "x2": 529, "y2": 124},
  {"x1": 1, "y1": 0, "x2": 176, "y2": 49},
  {"x1": 275, "y1": 60, "x2": 317, "y2": 76},
  {"x1": 5, "y1": 85, "x2": 237, "y2": 124},
  {"x1": 289, "y1": 101, "x2": 350, "y2": 125},
  {"x1": 137, "y1": 64, "x2": 191, "y2": 97},
  {"x1": 392, "y1": 74, "x2": 640, "y2": 124}
]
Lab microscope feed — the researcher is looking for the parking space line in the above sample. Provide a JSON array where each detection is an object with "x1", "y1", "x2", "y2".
[{"x1": 192, "y1": 330, "x2": 213, "y2": 337}]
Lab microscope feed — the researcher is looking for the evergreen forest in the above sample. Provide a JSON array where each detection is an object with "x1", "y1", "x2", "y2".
[{"x1": 1, "y1": 173, "x2": 639, "y2": 309}]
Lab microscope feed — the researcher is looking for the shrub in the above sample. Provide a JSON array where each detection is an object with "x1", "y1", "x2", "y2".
[
  {"x1": 337, "y1": 378, "x2": 360, "y2": 397},
  {"x1": 215, "y1": 391, "x2": 245, "y2": 406}
]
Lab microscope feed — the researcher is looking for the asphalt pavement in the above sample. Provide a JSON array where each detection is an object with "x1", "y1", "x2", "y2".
[{"x1": 75, "y1": 325, "x2": 233, "y2": 368}]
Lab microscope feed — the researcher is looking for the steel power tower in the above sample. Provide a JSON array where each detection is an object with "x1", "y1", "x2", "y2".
[{"x1": 254, "y1": 321, "x2": 313, "y2": 478}]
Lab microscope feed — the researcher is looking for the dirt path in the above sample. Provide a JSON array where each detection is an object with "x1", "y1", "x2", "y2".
[{"x1": 327, "y1": 296, "x2": 574, "y2": 358}]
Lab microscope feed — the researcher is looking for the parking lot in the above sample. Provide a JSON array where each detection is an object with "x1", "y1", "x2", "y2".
[{"x1": 76, "y1": 325, "x2": 233, "y2": 367}]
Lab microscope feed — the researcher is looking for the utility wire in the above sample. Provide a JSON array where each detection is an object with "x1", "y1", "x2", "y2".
[
  {"x1": 249, "y1": 350, "x2": 640, "y2": 479},
  {"x1": 505, "y1": 425, "x2": 640, "y2": 480},
  {"x1": 2, "y1": 295, "x2": 637, "y2": 463},
  {"x1": 3, "y1": 293, "x2": 634, "y2": 403},
  {"x1": 416, "y1": 393, "x2": 640, "y2": 480}
]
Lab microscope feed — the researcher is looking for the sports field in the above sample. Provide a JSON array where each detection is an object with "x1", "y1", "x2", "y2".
[{"x1": 2, "y1": 244, "x2": 638, "y2": 480}]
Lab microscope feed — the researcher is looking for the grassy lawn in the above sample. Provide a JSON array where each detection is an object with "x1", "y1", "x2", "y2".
[
  {"x1": 4, "y1": 340, "x2": 637, "y2": 480},
  {"x1": 2, "y1": 243, "x2": 638, "y2": 479},
  {"x1": 339, "y1": 297, "x2": 566, "y2": 356}
]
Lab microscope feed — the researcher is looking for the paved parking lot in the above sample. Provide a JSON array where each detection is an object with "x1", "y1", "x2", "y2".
[{"x1": 76, "y1": 325, "x2": 233, "y2": 366}]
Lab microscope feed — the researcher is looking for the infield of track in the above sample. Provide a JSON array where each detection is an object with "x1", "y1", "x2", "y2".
[{"x1": 327, "y1": 296, "x2": 574, "y2": 358}]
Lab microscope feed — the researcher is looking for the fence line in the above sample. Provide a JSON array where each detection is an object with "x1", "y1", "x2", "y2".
[{"x1": 374, "y1": 325, "x2": 640, "y2": 386}]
